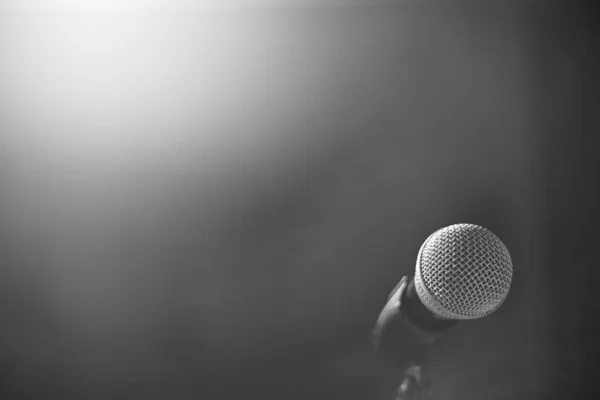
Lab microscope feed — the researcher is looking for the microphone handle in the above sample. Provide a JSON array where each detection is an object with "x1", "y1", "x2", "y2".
[{"x1": 372, "y1": 276, "x2": 457, "y2": 368}]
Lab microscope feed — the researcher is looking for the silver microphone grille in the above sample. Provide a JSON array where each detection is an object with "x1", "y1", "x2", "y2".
[{"x1": 414, "y1": 224, "x2": 513, "y2": 320}]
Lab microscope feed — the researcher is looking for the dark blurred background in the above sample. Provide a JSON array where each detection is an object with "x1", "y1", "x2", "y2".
[{"x1": 0, "y1": 1, "x2": 598, "y2": 399}]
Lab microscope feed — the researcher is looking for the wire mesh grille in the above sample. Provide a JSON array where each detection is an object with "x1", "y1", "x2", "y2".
[{"x1": 415, "y1": 224, "x2": 513, "y2": 320}]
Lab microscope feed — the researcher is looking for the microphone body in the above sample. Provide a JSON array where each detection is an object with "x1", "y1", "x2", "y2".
[{"x1": 372, "y1": 275, "x2": 457, "y2": 368}]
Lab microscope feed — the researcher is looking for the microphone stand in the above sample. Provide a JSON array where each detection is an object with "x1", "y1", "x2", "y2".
[{"x1": 394, "y1": 362, "x2": 428, "y2": 400}]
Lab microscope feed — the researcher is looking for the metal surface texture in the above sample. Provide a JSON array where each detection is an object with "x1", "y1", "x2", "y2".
[{"x1": 415, "y1": 224, "x2": 513, "y2": 320}]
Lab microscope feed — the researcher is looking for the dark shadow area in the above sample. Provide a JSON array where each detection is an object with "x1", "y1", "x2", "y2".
[{"x1": 531, "y1": 3, "x2": 600, "y2": 398}]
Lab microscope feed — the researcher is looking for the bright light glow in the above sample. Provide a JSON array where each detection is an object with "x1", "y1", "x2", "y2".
[
  {"x1": 4, "y1": 1, "x2": 264, "y2": 11},
  {"x1": 1, "y1": 0, "x2": 382, "y2": 11},
  {"x1": 2, "y1": 7, "x2": 348, "y2": 191}
]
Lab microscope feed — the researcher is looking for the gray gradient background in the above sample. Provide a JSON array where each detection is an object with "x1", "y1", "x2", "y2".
[{"x1": 0, "y1": 2, "x2": 598, "y2": 399}]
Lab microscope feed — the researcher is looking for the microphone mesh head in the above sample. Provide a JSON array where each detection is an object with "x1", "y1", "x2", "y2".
[{"x1": 414, "y1": 224, "x2": 513, "y2": 320}]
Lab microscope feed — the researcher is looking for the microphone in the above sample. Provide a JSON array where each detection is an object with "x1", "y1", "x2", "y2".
[
  {"x1": 372, "y1": 224, "x2": 514, "y2": 396},
  {"x1": 413, "y1": 223, "x2": 513, "y2": 321}
]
